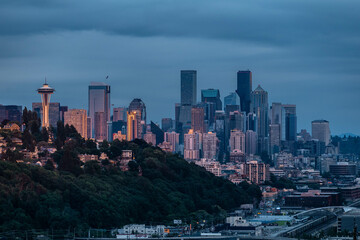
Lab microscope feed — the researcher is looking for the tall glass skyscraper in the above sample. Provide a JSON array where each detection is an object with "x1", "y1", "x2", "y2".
[
  {"x1": 281, "y1": 104, "x2": 297, "y2": 141},
  {"x1": 181, "y1": 70, "x2": 197, "y2": 106},
  {"x1": 250, "y1": 85, "x2": 269, "y2": 153},
  {"x1": 88, "y1": 82, "x2": 110, "y2": 138},
  {"x1": 236, "y1": 70, "x2": 252, "y2": 114}
]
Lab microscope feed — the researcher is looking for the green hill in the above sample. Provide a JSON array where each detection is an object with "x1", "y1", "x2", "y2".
[{"x1": 0, "y1": 139, "x2": 261, "y2": 232}]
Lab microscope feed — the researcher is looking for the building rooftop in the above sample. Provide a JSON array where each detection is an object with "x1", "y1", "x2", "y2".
[{"x1": 201, "y1": 89, "x2": 220, "y2": 98}]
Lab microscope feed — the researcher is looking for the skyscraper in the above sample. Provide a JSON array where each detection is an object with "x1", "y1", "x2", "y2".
[
  {"x1": 191, "y1": 107, "x2": 205, "y2": 133},
  {"x1": 229, "y1": 111, "x2": 246, "y2": 132},
  {"x1": 128, "y1": 98, "x2": 146, "y2": 123},
  {"x1": 64, "y1": 109, "x2": 88, "y2": 139},
  {"x1": 224, "y1": 92, "x2": 240, "y2": 109},
  {"x1": 245, "y1": 130, "x2": 257, "y2": 155},
  {"x1": 126, "y1": 110, "x2": 141, "y2": 141},
  {"x1": 88, "y1": 82, "x2": 110, "y2": 137},
  {"x1": 113, "y1": 107, "x2": 127, "y2": 122},
  {"x1": 0, "y1": 105, "x2": 22, "y2": 123},
  {"x1": 269, "y1": 124, "x2": 281, "y2": 154},
  {"x1": 281, "y1": 104, "x2": 297, "y2": 141},
  {"x1": 161, "y1": 118, "x2": 173, "y2": 132},
  {"x1": 202, "y1": 132, "x2": 218, "y2": 160},
  {"x1": 181, "y1": 70, "x2": 197, "y2": 106},
  {"x1": 312, "y1": 120, "x2": 331, "y2": 146},
  {"x1": 150, "y1": 121, "x2": 164, "y2": 145},
  {"x1": 94, "y1": 112, "x2": 107, "y2": 141},
  {"x1": 184, "y1": 129, "x2": 201, "y2": 161},
  {"x1": 201, "y1": 89, "x2": 222, "y2": 110},
  {"x1": 164, "y1": 131, "x2": 180, "y2": 153},
  {"x1": 37, "y1": 82, "x2": 55, "y2": 128},
  {"x1": 229, "y1": 130, "x2": 245, "y2": 153},
  {"x1": 250, "y1": 85, "x2": 269, "y2": 152},
  {"x1": 236, "y1": 70, "x2": 252, "y2": 114}
]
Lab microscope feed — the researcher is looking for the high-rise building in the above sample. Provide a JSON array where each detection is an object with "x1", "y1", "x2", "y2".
[
  {"x1": 245, "y1": 130, "x2": 257, "y2": 155},
  {"x1": 282, "y1": 104, "x2": 297, "y2": 141},
  {"x1": 224, "y1": 92, "x2": 240, "y2": 109},
  {"x1": 236, "y1": 70, "x2": 252, "y2": 114},
  {"x1": 143, "y1": 132, "x2": 157, "y2": 146},
  {"x1": 191, "y1": 107, "x2": 205, "y2": 133},
  {"x1": 230, "y1": 130, "x2": 245, "y2": 153},
  {"x1": 244, "y1": 161, "x2": 270, "y2": 184},
  {"x1": 201, "y1": 89, "x2": 222, "y2": 110},
  {"x1": 150, "y1": 121, "x2": 164, "y2": 145},
  {"x1": 87, "y1": 117, "x2": 92, "y2": 139},
  {"x1": 32, "y1": 102, "x2": 60, "y2": 128},
  {"x1": 184, "y1": 129, "x2": 201, "y2": 161},
  {"x1": 181, "y1": 70, "x2": 197, "y2": 106},
  {"x1": 312, "y1": 120, "x2": 331, "y2": 146},
  {"x1": 161, "y1": 118, "x2": 173, "y2": 132},
  {"x1": 215, "y1": 110, "x2": 226, "y2": 160},
  {"x1": 271, "y1": 102, "x2": 282, "y2": 125},
  {"x1": 164, "y1": 131, "x2": 180, "y2": 153},
  {"x1": 128, "y1": 99, "x2": 146, "y2": 123},
  {"x1": 37, "y1": 82, "x2": 55, "y2": 128},
  {"x1": 229, "y1": 111, "x2": 246, "y2": 132},
  {"x1": 64, "y1": 109, "x2": 88, "y2": 139},
  {"x1": 126, "y1": 110, "x2": 141, "y2": 141},
  {"x1": 94, "y1": 112, "x2": 107, "y2": 141},
  {"x1": 59, "y1": 106, "x2": 68, "y2": 122},
  {"x1": 113, "y1": 107, "x2": 127, "y2": 122},
  {"x1": 202, "y1": 132, "x2": 218, "y2": 160},
  {"x1": 269, "y1": 124, "x2": 281, "y2": 154},
  {"x1": 0, "y1": 105, "x2": 22, "y2": 123},
  {"x1": 246, "y1": 112, "x2": 257, "y2": 132},
  {"x1": 250, "y1": 85, "x2": 268, "y2": 152},
  {"x1": 88, "y1": 82, "x2": 110, "y2": 138}
]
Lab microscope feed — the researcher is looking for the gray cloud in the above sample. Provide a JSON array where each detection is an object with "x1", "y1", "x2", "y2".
[{"x1": 0, "y1": 0, "x2": 359, "y2": 135}]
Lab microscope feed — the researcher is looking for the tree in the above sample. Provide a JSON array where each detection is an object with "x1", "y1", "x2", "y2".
[
  {"x1": 58, "y1": 146, "x2": 83, "y2": 176},
  {"x1": 41, "y1": 127, "x2": 49, "y2": 142}
]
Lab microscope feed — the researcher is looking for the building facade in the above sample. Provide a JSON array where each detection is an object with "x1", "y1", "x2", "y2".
[{"x1": 64, "y1": 109, "x2": 88, "y2": 139}]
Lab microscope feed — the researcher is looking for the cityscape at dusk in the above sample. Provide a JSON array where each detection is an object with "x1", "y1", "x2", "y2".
[{"x1": 1, "y1": 1, "x2": 360, "y2": 239}]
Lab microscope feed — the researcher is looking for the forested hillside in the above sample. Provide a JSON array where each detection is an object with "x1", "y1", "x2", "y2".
[{"x1": 0, "y1": 139, "x2": 261, "y2": 232}]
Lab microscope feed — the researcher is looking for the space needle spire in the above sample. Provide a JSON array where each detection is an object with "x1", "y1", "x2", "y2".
[{"x1": 37, "y1": 80, "x2": 55, "y2": 128}]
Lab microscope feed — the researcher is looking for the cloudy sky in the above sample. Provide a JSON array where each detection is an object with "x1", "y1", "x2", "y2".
[{"x1": 0, "y1": 0, "x2": 359, "y2": 135}]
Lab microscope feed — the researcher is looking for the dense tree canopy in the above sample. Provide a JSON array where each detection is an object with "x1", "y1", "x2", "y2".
[{"x1": 0, "y1": 140, "x2": 261, "y2": 232}]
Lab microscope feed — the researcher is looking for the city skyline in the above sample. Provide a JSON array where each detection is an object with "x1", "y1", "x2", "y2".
[
  {"x1": 1, "y1": 0, "x2": 360, "y2": 135},
  {"x1": 0, "y1": 73, "x2": 357, "y2": 137}
]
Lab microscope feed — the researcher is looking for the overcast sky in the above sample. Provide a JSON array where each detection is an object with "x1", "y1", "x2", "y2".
[{"x1": 0, "y1": 0, "x2": 359, "y2": 135}]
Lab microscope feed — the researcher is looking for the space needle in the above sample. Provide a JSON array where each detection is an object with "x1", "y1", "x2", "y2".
[{"x1": 37, "y1": 80, "x2": 55, "y2": 128}]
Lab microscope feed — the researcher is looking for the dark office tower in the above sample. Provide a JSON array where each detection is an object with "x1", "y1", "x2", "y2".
[
  {"x1": 59, "y1": 106, "x2": 68, "y2": 122},
  {"x1": 236, "y1": 70, "x2": 252, "y2": 114},
  {"x1": 32, "y1": 102, "x2": 60, "y2": 128},
  {"x1": 113, "y1": 107, "x2": 127, "y2": 122},
  {"x1": 162, "y1": 118, "x2": 173, "y2": 132},
  {"x1": 128, "y1": 98, "x2": 146, "y2": 123},
  {"x1": 150, "y1": 121, "x2": 164, "y2": 145},
  {"x1": 0, "y1": 105, "x2": 22, "y2": 123},
  {"x1": 201, "y1": 89, "x2": 222, "y2": 110},
  {"x1": 191, "y1": 107, "x2": 205, "y2": 133},
  {"x1": 88, "y1": 82, "x2": 111, "y2": 138},
  {"x1": 181, "y1": 70, "x2": 197, "y2": 106},
  {"x1": 281, "y1": 104, "x2": 297, "y2": 141}
]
